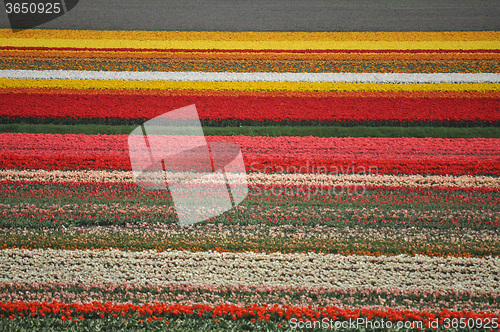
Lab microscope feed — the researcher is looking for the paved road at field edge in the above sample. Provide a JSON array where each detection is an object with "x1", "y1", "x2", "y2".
[{"x1": 1, "y1": 0, "x2": 499, "y2": 31}]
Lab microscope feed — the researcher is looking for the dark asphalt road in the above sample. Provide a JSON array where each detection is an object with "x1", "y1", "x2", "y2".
[{"x1": 1, "y1": 0, "x2": 499, "y2": 31}]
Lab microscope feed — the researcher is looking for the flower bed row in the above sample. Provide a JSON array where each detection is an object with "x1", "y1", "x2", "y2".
[
  {"x1": 1, "y1": 134, "x2": 499, "y2": 175},
  {"x1": 3, "y1": 180, "x2": 494, "y2": 203},
  {"x1": 0, "y1": 248, "x2": 499, "y2": 291},
  {"x1": 1, "y1": 91, "x2": 499, "y2": 123},
  {"x1": 2, "y1": 178, "x2": 495, "y2": 209},
  {"x1": 2, "y1": 282, "x2": 499, "y2": 312},
  {"x1": 1, "y1": 299, "x2": 498, "y2": 331},
  {"x1": 1, "y1": 30, "x2": 498, "y2": 50},
  {"x1": 2, "y1": 77, "x2": 499, "y2": 93},
  {"x1": 3, "y1": 47, "x2": 499, "y2": 61},
  {"x1": 3, "y1": 57, "x2": 500, "y2": 73},
  {"x1": 3, "y1": 70, "x2": 500, "y2": 83},
  {"x1": 2, "y1": 202, "x2": 498, "y2": 228},
  {"x1": 1, "y1": 180, "x2": 498, "y2": 229},
  {"x1": 1, "y1": 222, "x2": 499, "y2": 257},
  {"x1": 2, "y1": 153, "x2": 498, "y2": 175},
  {"x1": 2, "y1": 169, "x2": 498, "y2": 188}
]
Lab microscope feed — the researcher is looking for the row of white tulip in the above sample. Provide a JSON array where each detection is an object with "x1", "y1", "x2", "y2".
[
  {"x1": 1, "y1": 70, "x2": 499, "y2": 83},
  {"x1": 1, "y1": 169, "x2": 497, "y2": 188},
  {"x1": 1, "y1": 249, "x2": 498, "y2": 292}
]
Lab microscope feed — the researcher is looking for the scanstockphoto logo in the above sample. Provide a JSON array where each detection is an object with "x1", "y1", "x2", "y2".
[
  {"x1": 4, "y1": 0, "x2": 79, "y2": 31},
  {"x1": 128, "y1": 104, "x2": 248, "y2": 227}
]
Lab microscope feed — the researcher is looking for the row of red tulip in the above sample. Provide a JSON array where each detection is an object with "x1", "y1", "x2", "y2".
[
  {"x1": 1, "y1": 300, "x2": 498, "y2": 328},
  {"x1": 1, "y1": 134, "x2": 498, "y2": 175},
  {"x1": 0, "y1": 92, "x2": 498, "y2": 123}
]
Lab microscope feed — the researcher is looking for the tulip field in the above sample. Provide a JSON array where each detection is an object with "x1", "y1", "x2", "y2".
[{"x1": 0, "y1": 30, "x2": 499, "y2": 331}]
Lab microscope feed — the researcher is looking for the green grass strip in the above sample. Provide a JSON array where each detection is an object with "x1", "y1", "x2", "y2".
[
  {"x1": 2, "y1": 116, "x2": 497, "y2": 127},
  {"x1": 1, "y1": 123, "x2": 499, "y2": 138}
]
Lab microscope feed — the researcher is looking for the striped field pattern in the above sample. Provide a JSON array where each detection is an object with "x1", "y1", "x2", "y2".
[{"x1": 0, "y1": 29, "x2": 499, "y2": 330}]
